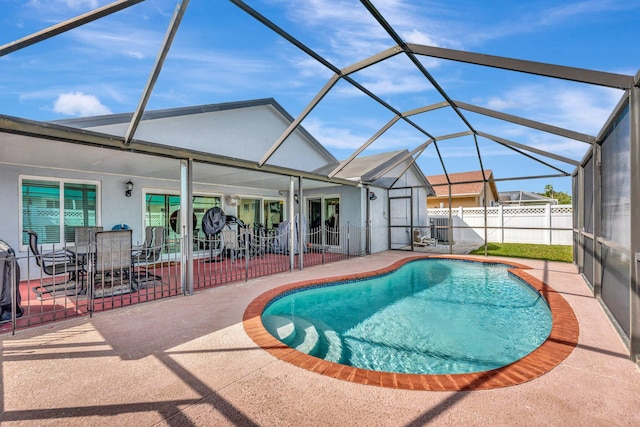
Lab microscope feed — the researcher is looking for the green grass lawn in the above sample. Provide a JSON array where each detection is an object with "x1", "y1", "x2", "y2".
[{"x1": 469, "y1": 242, "x2": 573, "y2": 263}]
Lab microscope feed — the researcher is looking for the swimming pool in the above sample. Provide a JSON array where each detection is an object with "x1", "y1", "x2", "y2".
[
  {"x1": 261, "y1": 259, "x2": 551, "y2": 375},
  {"x1": 244, "y1": 255, "x2": 579, "y2": 390}
]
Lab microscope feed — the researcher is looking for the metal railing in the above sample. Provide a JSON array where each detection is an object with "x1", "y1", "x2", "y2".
[
  {"x1": 2, "y1": 224, "x2": 367, "y2": 334},
  {"x1": 192, "y1": 223, "x2": 366, "y2": 289}
]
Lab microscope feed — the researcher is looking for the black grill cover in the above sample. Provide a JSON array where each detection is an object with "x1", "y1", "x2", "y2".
[
  {"x1": 0, "y1": 239, "x2": 22, "y2": 319},
  {"x1": 202, "y1": 207, "x2": 227, "y2": 236}
]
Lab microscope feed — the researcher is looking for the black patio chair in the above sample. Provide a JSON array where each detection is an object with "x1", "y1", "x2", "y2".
[{"x1": 25, "y1": 230, "x2": 84, "y2": 297}]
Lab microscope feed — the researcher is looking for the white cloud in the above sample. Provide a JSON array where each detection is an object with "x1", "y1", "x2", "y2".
[
  {"x1": 302, "y1": 118, "x2": 368, "y2": 150},
  {"x1": 71, "y1": 27, "x2": 160, "y2": 60},
  {"x1": 28, "y1": 0, "x2": 100, "y2": 13},
  {"x1": 53, "y1": 92, "x2": 111, "y2": 116},
  {"x1": 273, "y1": 0, "x2": 450, "y2": 96},
  {"x1": 303, "y1": 116, "x2": 425, "y2": 152},
  {"x1": 482, "y1": 83, "x2": 621, "y2": 136},
  {"x1": 60, "y1": 0, "x2": 99, "y2": 9}
]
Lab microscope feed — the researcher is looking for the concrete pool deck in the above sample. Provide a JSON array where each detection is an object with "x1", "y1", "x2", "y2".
[{"x1": 2, "y1": 251, "x2": 639, "y2": 426}]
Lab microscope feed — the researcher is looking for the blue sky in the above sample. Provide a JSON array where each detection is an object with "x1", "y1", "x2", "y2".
[{"x1": 2, "y1": 0, "x2": 640, "y2": 194}]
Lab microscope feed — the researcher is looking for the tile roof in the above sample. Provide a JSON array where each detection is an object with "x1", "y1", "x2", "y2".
[{"x1": 426, "y1": 170, "x2": 493, "y2": 197}]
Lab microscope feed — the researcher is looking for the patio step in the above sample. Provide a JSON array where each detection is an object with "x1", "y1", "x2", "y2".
[
  {"x1": 262, "y1": 315, "x2": 343, "y2": 362},
  {"x1": 262, "y1": 315, "x2": 321, "y2": 355},
  {"x1": 313, "y1": 320, "x2": 344, "y2": 363},
  {"x1": 262, "y1": 315, "x2": 296, "y2": 345},
  {"x1": 289, "y1": 317, "x2": 320, "y2": 355}
]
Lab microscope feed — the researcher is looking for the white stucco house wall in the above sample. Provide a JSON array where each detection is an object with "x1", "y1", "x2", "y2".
[{"x1": 1, "y1": 98, "x2": 432, "y2": 278}]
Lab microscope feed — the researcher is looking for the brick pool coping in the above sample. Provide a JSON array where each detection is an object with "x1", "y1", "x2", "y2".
[{"x1": 243, "y1": 255, "x2": 579, "y2": 391}]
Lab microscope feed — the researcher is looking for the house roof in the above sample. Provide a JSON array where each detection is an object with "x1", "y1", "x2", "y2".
[
  {"x1": 330, "y1": 150, "x2": 434, "y2": 193},
  {"x1": 331, "y1": 151, "x2": 403, "y2": 181},
  {"x1": 499, "y1": 190, "x2": 557, "y2": 204},
  {"x1": 52, "y1": 98, "x2": 339, "y2": 168},
  {"x1": 426, "y1": 170, "x2": 496, "y2": 198}
]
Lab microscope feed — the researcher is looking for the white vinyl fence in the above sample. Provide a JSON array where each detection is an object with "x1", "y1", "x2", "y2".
[{"x1": 427, "y1": 205, "x2": 573, "y2": 245}]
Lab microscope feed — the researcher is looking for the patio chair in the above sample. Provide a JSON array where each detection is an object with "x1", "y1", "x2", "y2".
[
  {"x1": 25, "y1": 230, "x2": 85, "y2": 298},
  {"x1": 132, "y1": 226, "x2": 154, "y2": 253},
  {"x1": 74, "y1": 226, "x2": 103, "y2": 245},
  {"x1": 73, "y1": 226, "x2": 103, "y2": 266},
  {"x1": 413, "y1": 229, "x2": 437, "y2": 247},
  {"x1": 92, "y1": 230, "x2": 133, "y2": 298},
  {"x1": 132, "y1": 226, "x2": 165, "y2": 284},
  {"x1": 222, "y1": 228, "x2": 245, "y2": 261}
]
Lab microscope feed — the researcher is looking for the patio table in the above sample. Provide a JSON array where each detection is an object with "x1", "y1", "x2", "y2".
[{"x1": 64, "y1": 244, "x2": 96, "y2": 295}]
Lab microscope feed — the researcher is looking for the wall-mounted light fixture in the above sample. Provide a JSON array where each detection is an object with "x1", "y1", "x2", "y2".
[
  {"x1": 125, "y1": 180, "x2": 134, "y2": 197},
  {"x1": 294, "y1": 194, "x2": 299, "y2": 204},
  {"x1": 369, "y1": 191, "x2": 377, "y2": 201},
  {"x1": 227, "y1": 194, "x2": 239, "y2": 206}
]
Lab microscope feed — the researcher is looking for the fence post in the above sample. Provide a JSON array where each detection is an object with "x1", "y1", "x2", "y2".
[
  {"x1": 347, "y1": 222, "x2": 350, "y2": 257},
  {"x1": 244, "y1": 226, "x2": 249, "y2": 282},
  {"x1": 546, "y1": 204, "x2": 552, "y2": 245},
  {"x1": 458, "y1": 206, "x2": 463, "y2": 219},
  {"x1": 499, "y1": 204, "x2": 504, "y2": 244}
]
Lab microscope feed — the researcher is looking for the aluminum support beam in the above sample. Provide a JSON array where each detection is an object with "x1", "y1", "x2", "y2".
[
  {"x1": 593, "y1": 145, "x2": 602, "y2": 298},
  {"x1": 231, "y1": 1, "x2": 438, "y2": 168},
  {"x1": 629, "y1": 72, "x2": 640, "y2": 363},
  {"x1": 360, "y1": 1, "x2": 477, "y2": 134},
  {"x1": 432, "y1": 140, "x2": 450, "y2": 184},
  {"x1": 367, "y1": 140, "x2": 433, "y2": 182},
  {"x1": 380, "y1": 131, "x2": 472, "y2": 188},
  {"x1": 329, "y1": 102, "x2": 449, "y2": 178},
  {"x1": 457, "y1": 101, "x2": 595, "y2": 144},
  {"x1": 341, "y1": 46, "x2": 403, "y2": 75},
  {"x1": 448, "y1": 184, "x2": 453, "y2": 254},
  {"x1": 403, "y1": 101, "x2": 450, "y2": 117},
  {"x1": 492, "y1": 173, "x2": 570, "y2": 183},
  {"x1": 388, "y1": 145, "x2": 429, "y2": 189},
  {"x1": 407, "y1": 44, "x2": 634, "y2": 90},
  {"x1": 483, "y1": 180, "x2": 488, "y2": 257},
  {"x1": 575, "y1": 165, "x2": 584, "y2": 274},
  {"x1": 0, "y1": 0, "x2": 144, "y2": 58},
  {"x1": 260, "y1": 75, "x2": 340, "y2": 166},
  {"x1": 298, "y1": 176, "x2": 304, "y2": 271},
  {"x1": 124, "y1": 0, "x2": 189, "y2": 146},
  {"x1": 477, "y1": 131, "x2": 579, "y2": 166},
  {"x1": 430, "y1": 173, "x2": 568, "y2": 186},
  {"x1": 289, "y1": 177, "x2": 295, "y2": 271},
  {"x1": 436, "y1": 130, "x2": 474, "y2": 141},
  {"x1": 328, "y1": 116, "x2": 400, "y2": 178},
  {"x1": 180, "y1": 159, "x2": 194, "y2": 295}
]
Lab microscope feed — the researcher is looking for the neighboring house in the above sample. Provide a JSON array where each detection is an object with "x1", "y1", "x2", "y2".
[
  {"x1": 499, "y1": 190, "x2": 558, "y2": 205},
  {"x1": 426, "y1": 170, "x2": 499, "y2": 208}
]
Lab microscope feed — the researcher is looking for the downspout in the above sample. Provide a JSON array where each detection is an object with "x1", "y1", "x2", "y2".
[{"x1": 365, "y1": 186, "x2": 371, "y2": 255}]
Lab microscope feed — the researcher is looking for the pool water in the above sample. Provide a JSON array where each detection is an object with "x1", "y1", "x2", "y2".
[{"x1": 262, "y1": 259, "x2": 552, "y2": 375}]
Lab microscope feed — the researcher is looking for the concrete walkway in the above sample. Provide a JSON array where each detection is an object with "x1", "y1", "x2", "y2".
[{"x1": 2, "y1": 252, "x2": 639, "y2": 426}]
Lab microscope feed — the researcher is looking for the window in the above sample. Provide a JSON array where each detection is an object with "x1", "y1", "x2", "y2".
[{"x1": 21, "y1": 177, "x2": 99, "y2": 247}]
